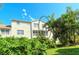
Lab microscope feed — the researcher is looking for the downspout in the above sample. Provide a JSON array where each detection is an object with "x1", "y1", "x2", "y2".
[{"x1": 30, "y1": 22, "x2": 32, "y2": 39}]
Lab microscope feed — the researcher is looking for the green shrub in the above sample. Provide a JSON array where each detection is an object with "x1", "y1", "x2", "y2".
[{"x1": 0, "y1": 37, "x2": 53, "y2": 55}]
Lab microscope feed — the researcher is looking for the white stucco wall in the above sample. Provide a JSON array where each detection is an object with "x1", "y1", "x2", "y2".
[
  {"x1": 0, "y1": 30, "x2": 1, "y2": 35},
  {"x1": 31, "y1": 20, "x2": 53, "y2": 39},
  {"x1": 32, "y1": 20, "x2": 46, "y2": 30},
  {"x1": 0, "y1": 20, "x2": 53, "y2": 39},
  {"x1": 11, "y1": 21, "x2": 31, "y2": 38}
]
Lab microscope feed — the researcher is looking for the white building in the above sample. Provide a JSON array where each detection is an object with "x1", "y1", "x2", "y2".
[{"x1": 0, "y1": 19, "x2": 53, "y2": 39}]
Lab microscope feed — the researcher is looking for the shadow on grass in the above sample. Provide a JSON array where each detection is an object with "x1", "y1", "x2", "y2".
[{"x1": 56, "y1": 48, "x2": 79, "y2": 55}]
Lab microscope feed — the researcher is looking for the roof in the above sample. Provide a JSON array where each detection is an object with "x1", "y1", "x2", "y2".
[
  {"x1": 12, "y1": 19, "x2": 46, "y2": 24},
  {"x1": 12, "y1": 19, "x2": 31, "y2": 24},
  {"x1": 0, "y1": 25, "x2": 11, "y2": 30},
  {"x1": 6, "y1": 25, "x2": 11, "y2": 27},
  {"x1": 32, "y1": 19, "x2": 46, "y2": 23}
]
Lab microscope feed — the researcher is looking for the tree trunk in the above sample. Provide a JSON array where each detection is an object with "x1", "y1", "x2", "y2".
[{"x1": 73, "y1": 34, "x2": 76, "y2": 45}]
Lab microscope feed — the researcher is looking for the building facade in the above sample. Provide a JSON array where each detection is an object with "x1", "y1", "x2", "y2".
[{"x1": 0, "y1": 20, "x2": 53, "y2": 39}]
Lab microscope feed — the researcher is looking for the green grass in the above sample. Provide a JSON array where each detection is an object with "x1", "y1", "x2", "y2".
[{"x1": 46, "y1": 45, "x2": 79, "y2": 55}]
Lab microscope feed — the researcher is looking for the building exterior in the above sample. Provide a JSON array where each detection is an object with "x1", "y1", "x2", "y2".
[
  {"x1": 0, "y1": 19, "x2": 53, "y2": 39},
  {"x1": 0, "y1": 24, "x2": 11, "y2": 37}
]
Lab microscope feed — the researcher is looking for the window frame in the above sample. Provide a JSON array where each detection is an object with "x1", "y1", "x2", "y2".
[
  {"x1": 17, "y1": 30, "x2": 24, "y2": 35},
  {"x1": 33, "y1": 23, "x2": 39, "y2": 27},
  {"x1": 1, "y1": 29, "x2": 10, "y2": 35}
]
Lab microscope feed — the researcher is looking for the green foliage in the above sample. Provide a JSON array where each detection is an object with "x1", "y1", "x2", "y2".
[
  {"x1": 0, "y1": 37, "x2": 54, "y2": 55},
  {"x1": 45, "y1": 7, "x2": 79, "y2": 46}
]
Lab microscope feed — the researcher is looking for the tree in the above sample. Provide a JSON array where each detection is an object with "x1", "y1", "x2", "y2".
[{"x1": 44, "y1": 7, "x2": 79, "y2": 46}]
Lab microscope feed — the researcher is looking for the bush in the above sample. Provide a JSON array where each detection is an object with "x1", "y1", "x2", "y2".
[
  {"x1": 0, "y1": 37, "x2": 53, "y2": 55},
  {"x1": 36, "y1": 36, "x2": 56, "y2": 48}
]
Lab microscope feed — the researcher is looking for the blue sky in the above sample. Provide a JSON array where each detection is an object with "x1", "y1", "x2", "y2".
[{"x1": 0, "y1": 3, "x2": 79, "y2": 25}]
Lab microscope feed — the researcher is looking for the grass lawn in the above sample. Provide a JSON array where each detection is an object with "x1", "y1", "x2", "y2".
[{"x1": 46, "y1": 45, "x2": 79, "y2": 55}]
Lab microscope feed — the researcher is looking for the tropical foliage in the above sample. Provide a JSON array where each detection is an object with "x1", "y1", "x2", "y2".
[
  {"x1": 0, "y1": 36, "x2": 54, "y2": 55},
  {"x1": 45, "y1": 7, "x2": 79, "y2": 46}
]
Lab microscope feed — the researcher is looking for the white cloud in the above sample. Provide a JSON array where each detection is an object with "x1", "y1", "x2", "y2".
[
  {"x1": 22, "y1": 8, "x2": 26, "y2": 12},
  {"x1": 22, "y1": 8, "x2": 34, "y2": 20},
  {"x1": 28, "y1": 15, "x2": 34, "y2": 20},
  {"x1": 22, "y1": 8, "x2": 27, "y2": 16},
  {"x1": 24, "y1": 12, "x2": 27, "y2": 16}
]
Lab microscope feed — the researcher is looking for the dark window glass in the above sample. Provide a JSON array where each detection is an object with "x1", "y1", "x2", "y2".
[{"x1": 17, "y1": 30, "x2": 24, "y2": 35}]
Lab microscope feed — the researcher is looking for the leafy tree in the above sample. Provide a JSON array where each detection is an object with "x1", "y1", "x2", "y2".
[{"x1": 45, "y1": 7, "x2": 79, "y2": 46}]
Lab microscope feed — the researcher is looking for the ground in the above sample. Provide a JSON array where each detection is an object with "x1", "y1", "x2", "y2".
[{"x1": 46, "y1": 45, "x2": 79, "y2": 55}]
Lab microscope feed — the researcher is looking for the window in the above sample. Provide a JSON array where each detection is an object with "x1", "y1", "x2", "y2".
[
  {"x1": 33, "y1": 31, "x2": 37, "y2": 36},
  {"x1": 17, "y1": 30, "x2": 24, "y2": 35},
  {"x1": 6, "y1": 30, "x2": 10, "y2": 34},
  {"x1": 1, "y1": 30, "x2": 5, "y2": 34},
  {"x1": 34, "y1": 23, "x2": 38, "y2": 27},
  {"x1": 1, "y1": 30, "x2": 10, "y2": 35}
]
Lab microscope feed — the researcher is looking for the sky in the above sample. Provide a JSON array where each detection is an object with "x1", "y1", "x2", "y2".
[{"x1": 0, "y1": 3, "x2": 79, "y2": 25}]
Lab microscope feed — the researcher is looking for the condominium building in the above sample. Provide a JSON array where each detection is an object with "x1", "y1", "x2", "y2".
[{"x1": 0, "y1": 19, "x2": 53, "y2": 39}]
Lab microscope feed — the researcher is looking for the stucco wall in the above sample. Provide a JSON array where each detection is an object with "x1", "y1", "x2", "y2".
[
  {"x1": 0, "y1": 20, "x2": 53, "y2": 39},
  {"x1": 11, "y1": 21, "x2": 31, "y2": 38},
  {"x1": 31, "y1": 20, "x2": 53, "y2": 39}
]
